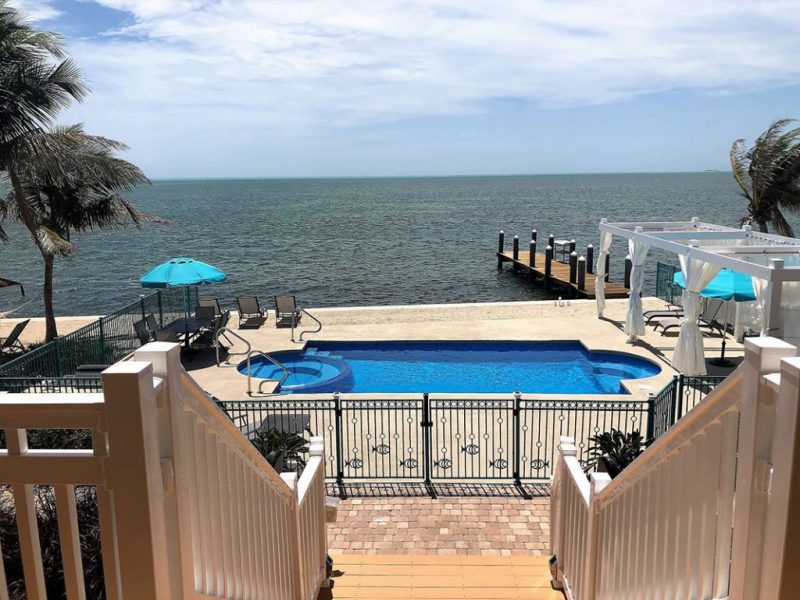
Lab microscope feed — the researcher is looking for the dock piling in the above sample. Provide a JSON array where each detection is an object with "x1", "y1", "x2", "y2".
[
  {"x1": 545, "y1": 245, "x2": 553, "y2": 281},
  {"x1": 624, "y1": 255, "x2": 632, "y2": 288},
  {"x1": 531, "y1": 229, "x2": 537, "y2": 243},
  {"x1": 586, "y1": 244, "x2": 594, "y2": 274},
  {"x1": 569, "y1": 251, "x2": 578, "y2": 283},
  {"x1": 569, "y1": 239, "x2": 576, "y2": 254},
  {"x1": 577, "y1": 256, "x2": 586, "y2": 290},
  {"x1": 497, "y1": 231, "x2": 505, "y2": 269},
  {"x1": 529, "y1": 239, "x2": 536, "y2": 268},
  {"x1": 512, "y1": 235, "x2": 520, "y2": 271},
  {"x1": 548, "y1": 234, "x2": 555, "y2": 250}
]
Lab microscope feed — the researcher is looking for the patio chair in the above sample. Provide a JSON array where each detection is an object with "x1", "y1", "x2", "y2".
[
  {"x1": 0, "y1": 319, "x2": 30, "y2": 354},
  {"x1": 134, "y1": 319, "x2": 151, "y2": 346},
  {"x1": 197, "y1": 297, "x2": 222, "y2": 316},
  {"x1": 651, "y1": 298, "x2": 724, "y2": 334},
  {"x1": 192, "y1": 311, "x2": 231, "y2": 350},
  {"x1": 237, "y1": 296, "x2": 268, "y2": 329},
  {"x1": 274, "y1": 295, "x2": 302, "y2": 328},
  {"x1": 154, "y1": 329, "x2": 180, "y2": 343},
  {"x1": 145, "y1": 314, "x2": 159, "y2": 334},
  {"x1": 195, "y1": 305, "x2": 216, "y2": 321}
]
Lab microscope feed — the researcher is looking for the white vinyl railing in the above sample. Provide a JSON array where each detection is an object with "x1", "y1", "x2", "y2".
[
  {"x1": 551, "y1": 336, "x2": 800, "y2": 600},
  {"x1": 0, "y1": 342, "x2": 328, "y2": 600}
]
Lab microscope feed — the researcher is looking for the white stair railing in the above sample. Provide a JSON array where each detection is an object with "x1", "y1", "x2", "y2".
[
  {"x1": 551, "y1": 336, "x2": 800, "y2": 600},
  {"x1": 0, "y1": 342, "x2": 329, "y2": 600}
]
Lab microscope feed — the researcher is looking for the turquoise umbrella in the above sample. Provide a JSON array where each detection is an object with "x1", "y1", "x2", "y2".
[
  {"x1": 672, "y1": 269, "x2": 755, "y2": 301},
  {"x1": 673, "y1": 268, "x2": 755, "y2": 366},
  {"x1": 140, "y1": 258, "x2": 227, "y2": 288}
]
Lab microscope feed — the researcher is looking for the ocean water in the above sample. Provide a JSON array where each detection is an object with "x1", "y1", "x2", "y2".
[{"x1": 0, "y1": 173, "x2": 782, "y2": 317}]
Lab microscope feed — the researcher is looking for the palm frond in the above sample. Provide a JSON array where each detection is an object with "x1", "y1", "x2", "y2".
[{"x1": 37, "y1": 225, "x2": 74, "y2": 256}]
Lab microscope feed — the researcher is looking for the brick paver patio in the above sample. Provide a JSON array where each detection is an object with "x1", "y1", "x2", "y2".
[{"x1": 327, "y1": 495, "x2": 550, "y2": 556}]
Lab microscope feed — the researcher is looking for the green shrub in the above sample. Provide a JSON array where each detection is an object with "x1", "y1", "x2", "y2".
[{"x1": 583, "y1": 429, "x2": 648, "y2": 478}]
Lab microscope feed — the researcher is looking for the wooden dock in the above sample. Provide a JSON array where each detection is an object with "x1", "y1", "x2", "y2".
[{"x1": 496, "y1": 247, "x2": 629, "y2": 300}]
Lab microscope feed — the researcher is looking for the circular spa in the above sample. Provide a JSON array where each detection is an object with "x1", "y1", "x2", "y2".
[{"x1": 238, "y1": 341, "x2": 661, "y2": 395}]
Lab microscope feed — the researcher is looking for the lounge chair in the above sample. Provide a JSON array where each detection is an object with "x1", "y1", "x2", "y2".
[
  {"x1": 134, "y1": 319, "x2": 151, "y2": 346},
  {"x1": 651, "y1": 298, "x2": 724, "y2": 334},
  {"x1": 236, "y1": 296, "x2": 268, "y2": 329},
  {"x1": 274, "y1": 295, "x2": 302, "y2": 328},
  {"x1": 0, "y1": 319, "x2": 30, "y2": 354},
  {"x1": 192, "y1": 311, "x2": 231, "y2": 350},
  {"x1": 197, "y1": 297, "x2": 222, "y2": 316},
  {"x1": 154, "y1": 329, "x2": 180, "y2": 343},
  {"x1": 644, "y1": 306, "x2": 684, "y2": 324}
]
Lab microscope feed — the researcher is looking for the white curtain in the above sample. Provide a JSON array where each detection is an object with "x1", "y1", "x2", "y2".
[
  {"x1": 673, "y1": 256, "x2": 722, "y2": 375},
  {"x1": 595, "y1": 231, "x2": 613, "y2": 317},
  {"x1": 752, "y1": 276, "x2": 769, "y2": 336},
  {"x1": 624, "y1": 238, "x2": 650, "y2": 340},
  {"x1": 781, "y1": 281, "x2": 800, "y2": 346}
]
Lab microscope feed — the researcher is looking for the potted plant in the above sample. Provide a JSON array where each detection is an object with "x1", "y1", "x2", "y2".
[
  {"x1": 251, "y1": 428, "x2": 309, "y2": 474},
  {"x1": 583, "y1": 429, "x2": 648, "y2": 478}
]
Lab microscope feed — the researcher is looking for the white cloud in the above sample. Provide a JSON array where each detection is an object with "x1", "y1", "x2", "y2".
[
  {"x1": 16, "y1": 0, "x2": 800, "y2": 174},
  {"x1": 9, "y1": 0, "x2": 60, "y2": 21}
]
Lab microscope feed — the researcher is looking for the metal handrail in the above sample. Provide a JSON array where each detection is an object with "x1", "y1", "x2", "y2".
[
  {"x1": 293, "y1": 308, "x2": 323, "y2": 342},
  {"x1": 250, "y1": 350, "x2": 290, "y2": 394},
  {"x1": 214, "y1": 327, "x2": 289, "y2": 396}
]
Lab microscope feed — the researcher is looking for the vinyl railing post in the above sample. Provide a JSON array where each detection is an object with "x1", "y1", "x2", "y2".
[{"x1": 585, "y1": 472, "x2": 611, "y2": 598}]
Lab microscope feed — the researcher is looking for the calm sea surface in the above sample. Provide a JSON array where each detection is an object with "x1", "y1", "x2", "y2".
[{"x1": 0, "y1": 173, "x2": 785, "y2": 318}]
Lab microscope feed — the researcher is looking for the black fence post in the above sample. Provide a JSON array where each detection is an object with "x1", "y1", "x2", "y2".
[
  {"x1": 54, "y1": 337, "x2": 63, "y2": 378},
  {"x1": 157, "y1": 290, "x2": 164, "y2": 327},
  {"x1": 139, "y1": 294, "x2": 147, "y2": 322},
  {"x1": 646, "y1": 392, "x2": 655, "y2": 441},
  {"x1": 513, "y1": 392, "x2": 522, "y2": 489},
  {"x1": 334, "y1": 392, "x2": 346, "y2": 498},
  {"x1": 98, "y1": 318, "x2": 107, "y2": 364},
  {"x1": 422, "y1": 393, "x2": 435, "y2": 498},
  {"x1": 674, "y1": 375, "x2": 683, "y2": 422}
]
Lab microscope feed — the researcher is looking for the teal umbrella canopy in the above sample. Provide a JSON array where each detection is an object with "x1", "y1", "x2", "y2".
[
  {"x1": 673, "y1": 268, "x2": 756, "y2": 302},
  {"x1": 140, "y1": 258, "x2": 227, "y2": 288}
]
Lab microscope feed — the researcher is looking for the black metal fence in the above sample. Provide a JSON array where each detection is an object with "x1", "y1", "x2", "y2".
[
  {"x1": 219, "y1": 375, "x2": 726, "y2": 492},
  {"x1": 0, "y1": 377, "x2": 103, "y2": 393},
  {"x1": 0, "y1": 286, "x2": 198, "y2": 378},
  {"x1": 654, "y1": 261, "x2": 681, "y2": 305}
]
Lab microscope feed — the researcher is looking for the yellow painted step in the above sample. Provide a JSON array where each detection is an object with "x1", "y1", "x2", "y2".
[{"x1": 321, "y1": 554, "x2": 564, "y2": 600}]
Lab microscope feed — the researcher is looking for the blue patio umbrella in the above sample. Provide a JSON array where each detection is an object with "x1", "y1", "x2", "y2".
[
  {"x1": 672, "y1": 269, "x2": 756, "y2": 302},
  {"x1": 140, "y1": 258, "x2": 227, "y2": 288},
  {"x1": 673, "y1": 268, "x2": 755, "y2": 366}
]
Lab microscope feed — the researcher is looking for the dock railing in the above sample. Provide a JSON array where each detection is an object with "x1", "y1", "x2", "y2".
[
  {"x1": 0, "y1": 342, "x2": 328, "y2": 599},
  {"x1": 551, "y1": 337, "x2": 800, "y2": 600}
]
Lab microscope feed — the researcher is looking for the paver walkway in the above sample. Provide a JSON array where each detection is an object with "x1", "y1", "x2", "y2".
[
  {"x1": 328, "y1": 495, "x2": 550, "y2": 556},
  {"x1": 320, "y1": 554, "x2": 564, "y2": 599}
]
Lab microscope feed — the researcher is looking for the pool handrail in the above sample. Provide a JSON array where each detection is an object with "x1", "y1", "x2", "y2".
[
  {"x1": 295, "y1": 308, "x2": 322, "y2": 342},
  {"x1": 214, "y1": 327, "x2": 289, "y2": 396}
]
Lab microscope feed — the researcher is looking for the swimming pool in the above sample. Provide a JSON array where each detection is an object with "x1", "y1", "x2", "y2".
[{"x1": 238, "y1": 341, "x2": 661, "y2": 394}]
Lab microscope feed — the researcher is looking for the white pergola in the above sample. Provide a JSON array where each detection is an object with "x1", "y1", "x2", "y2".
[{"x1": 596, "y1": 217, "x2": 800, "y2": 375}]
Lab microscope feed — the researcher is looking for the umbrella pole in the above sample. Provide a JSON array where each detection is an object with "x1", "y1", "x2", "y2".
[{"x1": 709, "y1": 300, "x2": 735, "y2": 367}]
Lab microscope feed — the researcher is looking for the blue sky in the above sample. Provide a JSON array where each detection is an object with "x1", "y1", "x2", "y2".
[{"x1": 13, "y1": 0, "x2": 800, "y2": 178}]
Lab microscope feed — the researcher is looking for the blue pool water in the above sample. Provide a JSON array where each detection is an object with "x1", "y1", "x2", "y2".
[{"x1": 238, "y1": 341, "x2": 661, "y2": 394}]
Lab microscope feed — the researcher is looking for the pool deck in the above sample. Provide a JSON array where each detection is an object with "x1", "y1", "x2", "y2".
[{"x1": 183, "y1": 297, "x2": 743, "y2": 401}]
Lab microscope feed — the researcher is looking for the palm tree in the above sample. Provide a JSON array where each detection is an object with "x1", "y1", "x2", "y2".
[
  {"x1": 1, "y1": 125, "x2": 155, "y2": 341},
  {"x1": 730, "y1": 119, "x2": 800, "y2": 236}
]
